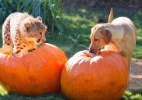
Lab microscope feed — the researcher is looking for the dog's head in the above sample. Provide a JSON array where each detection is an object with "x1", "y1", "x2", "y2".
[{"x1": 89, "y1": 25, "x2": 112, "y2": 54}]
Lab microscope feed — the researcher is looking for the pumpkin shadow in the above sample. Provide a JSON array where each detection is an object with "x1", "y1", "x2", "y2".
[{"x1": 0, "y1": 92, "x2": 69, "y2": 100}]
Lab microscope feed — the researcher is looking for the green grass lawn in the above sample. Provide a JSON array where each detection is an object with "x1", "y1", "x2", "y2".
[
  {"x1": 46, "y1": 6, "x2": 142, "y2": 59},
  {"x1": 0, "y1": 5, "x2": 142, "y2": 100}
]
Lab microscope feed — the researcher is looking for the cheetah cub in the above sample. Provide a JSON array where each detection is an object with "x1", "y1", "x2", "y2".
[{"x1": 2, "y1": 12, "x2": 47, "y2": 57}]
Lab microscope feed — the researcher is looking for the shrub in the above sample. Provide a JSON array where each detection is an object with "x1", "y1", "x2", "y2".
[{"x1": 0, "y1": 0, "x2": 63, "y2": 33}]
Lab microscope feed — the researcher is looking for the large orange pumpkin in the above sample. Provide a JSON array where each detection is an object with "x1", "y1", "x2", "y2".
[
  {"x1": 61, "y1": 42, "x2": 129, "y2": 100},
  {"x1": 0, "y1": 43, "x2": 67, "y2": 96}
]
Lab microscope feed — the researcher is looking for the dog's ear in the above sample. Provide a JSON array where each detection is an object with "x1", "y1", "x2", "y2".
[
  {"x1": 108, "y1": 8, "x2": 113, "y2": 23},
  {"x1": 101, "y1": 28, "x2": 112, "y2": 44}
]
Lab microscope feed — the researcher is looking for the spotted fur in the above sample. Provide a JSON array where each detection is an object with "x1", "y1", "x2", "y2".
[{"x1": 2, "y1": 12, "x2": 47, "y2": 57}]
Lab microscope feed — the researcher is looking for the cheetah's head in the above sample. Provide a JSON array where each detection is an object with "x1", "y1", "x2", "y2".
[{"x1": 21, "y1": 16, "x2": 47, "y2": 45}]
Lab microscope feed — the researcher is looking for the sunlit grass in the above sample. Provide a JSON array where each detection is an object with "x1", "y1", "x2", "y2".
[
  {"x1": 123, "y1": 91, "x2": 142, "y2": 100},
  {"x1": 0, "y1": 86, "x2": 7, "y2": 96},
  {"x1": 132, "y1": 28, "x2": 142, "y2": 58},
  {"x1": 133, "y1": 45, "x2": 142, "y2": 59}
]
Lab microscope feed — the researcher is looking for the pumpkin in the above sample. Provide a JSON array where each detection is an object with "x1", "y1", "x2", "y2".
[
  {"x1": 0, "y1": 43, "x2": 68, "y2": 96},
  {"x1": 0, "y1": 47, "x2": 12, "y2": 55},
  {"x1": 61, "y1": 42, "x2": 129, "y2": 100}
]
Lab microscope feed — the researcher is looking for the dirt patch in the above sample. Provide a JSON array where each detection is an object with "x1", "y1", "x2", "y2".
[{"x1": 128, "y1": 59, "x2": 142, "y2": 91}]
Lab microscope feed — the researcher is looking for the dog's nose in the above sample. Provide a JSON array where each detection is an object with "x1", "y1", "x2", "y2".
[{"x1": 89, "y1": 49, "x2": 94, "y2": 53}]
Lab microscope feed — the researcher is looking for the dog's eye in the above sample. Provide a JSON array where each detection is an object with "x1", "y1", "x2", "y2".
[{"x1": 95, "y1": 39, "x2": 98, "y2": 41}]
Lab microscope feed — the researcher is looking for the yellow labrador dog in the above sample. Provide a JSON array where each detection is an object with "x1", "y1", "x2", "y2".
[{"x1": 89, "y1": 8, "x2": 137, "y2": 69}]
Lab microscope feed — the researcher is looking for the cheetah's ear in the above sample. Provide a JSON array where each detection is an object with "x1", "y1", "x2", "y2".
[
  {"x1": 37, "y1": 16, "x2": 42, "y2": 22},
  {"x1": 24, "y1": 23, "x2": 32, "y2": 31},
  {"x1": 45, "y1": 25, "x2": 47, "y2": 29}
]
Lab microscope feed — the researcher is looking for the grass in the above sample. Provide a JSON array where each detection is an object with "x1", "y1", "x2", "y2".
[
  {"x1": 0, "y1": 4, "x2": 142, "y2": 100},
  {"x1": 48, "y1": 6, "x2": 142, "y2": 59},
  {"x1": 123, "y1": 91, "x2": 142, "y2": 100}
]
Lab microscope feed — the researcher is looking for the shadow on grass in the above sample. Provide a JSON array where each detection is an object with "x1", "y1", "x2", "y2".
[
  {"x1": 0, "y1": 92, "x2": 68, "y2": 100},
  {"x1": 1, "y1": 90, "x2": 141, "y2": 100},
  {"x1": 130, "y1": 89, "x2": 142, "y2": 94}
]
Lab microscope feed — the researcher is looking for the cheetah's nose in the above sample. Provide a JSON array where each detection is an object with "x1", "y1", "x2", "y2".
[{"x1": 37, "y1": 39, "x2": 40, "y2": 43}]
